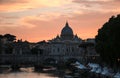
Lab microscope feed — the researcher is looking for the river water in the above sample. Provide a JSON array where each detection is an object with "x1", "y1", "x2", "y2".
[
  {"x1": 0, "y1": 67, "x2": 70, "y2": 78},
  {"x1": 0, "y1": 72, "x2": 57, "y2": 78},
  {"x1": 0, "y1": 66, "x2": 101, "y2": 78}
]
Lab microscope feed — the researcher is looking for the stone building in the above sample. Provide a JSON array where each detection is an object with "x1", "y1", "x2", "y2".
[
  {"x1": 47, "y1": 22, "x2": 83, "y2": 56},
  {"x1": 0, "y1": 22, "x2": 99, "y2": 65},
  {"x1": 36, "y1": 22, "x2": 99, "y2": 62}
]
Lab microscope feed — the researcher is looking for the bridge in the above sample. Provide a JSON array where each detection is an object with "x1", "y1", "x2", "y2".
[
  {"x1": 0, "y1": 54, "x2": 85, "y2": 64},
  {"x1": 0, "y1": 54, "x2": 86, "y2": 70}
]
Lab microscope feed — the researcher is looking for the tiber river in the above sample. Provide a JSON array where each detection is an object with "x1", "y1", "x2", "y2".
[
  {"x1": 0, "y1": 68, "x2": 59, "y2": 78},
  {"x1": 0, "y1": 65, "x2": 105, "y2": 78},
  {"x1": 0, "y1": 67, "x2": 75, "y2": 78}
]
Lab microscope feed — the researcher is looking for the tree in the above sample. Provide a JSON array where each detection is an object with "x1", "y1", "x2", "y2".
[
  {"x1": 0, "y1": 35, "x2": 3, "y2": 39},
  {"x1": 4, "y1": 34, "x2": 16, "y2": 42},
  {"x1": 95, "y1": 14, "x2": 120, "y2": 68},
  {"x1": 0, "y1": 34, "x2": 16, "y2": 54},
  {"x1": 0, "y1": 35, "x2": 3, "y2": 54},
  {"x1": 4, "y1": 43, "x2": 13, "y2": 54}
]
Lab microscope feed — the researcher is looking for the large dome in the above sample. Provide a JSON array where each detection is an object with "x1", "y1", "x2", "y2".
[
  {"x1": 61, "y1": 22, "x2": 74, "y2": 40},
  {"x1": 61, "y1": 22, "x2": 73, "y2": 36}
]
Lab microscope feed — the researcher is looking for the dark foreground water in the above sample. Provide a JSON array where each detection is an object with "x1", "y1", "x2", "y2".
[
  {"x1": 0, "y1": 67, "x2": 73, "y2": 78},
  {"x1": 0, "y1": 68, "x2": 59, "y2": 78},
  {"x1": 0, "y1": 67, "x2": 108, "y2": 78}
]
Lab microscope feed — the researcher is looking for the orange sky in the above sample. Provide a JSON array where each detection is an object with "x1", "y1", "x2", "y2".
[{"x1": 0, "y1": 0, "x2": 120, "y2": 42}]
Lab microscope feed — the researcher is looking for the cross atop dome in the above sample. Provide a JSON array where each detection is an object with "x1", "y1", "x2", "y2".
[{"x1": 65, "y1": 21, "x2": 69, "y2": 27}]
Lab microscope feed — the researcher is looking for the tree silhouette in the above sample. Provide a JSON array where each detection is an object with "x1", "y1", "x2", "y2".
[
  {"x1": 4, "y1": 34, "x2": 16, "y2": 42},
  {"x1": 0, "y1": 35, "x2": 3, "y2": 54},
  {"x1": 0, "y1": 35, "x2": 3, "y2": 39},
  {"x1": 4, "y1": 43, "x2": 13, "y2": 54},
  {"x1": 95, "y1": 14, "x2": 120, "y2": 68},
  {"x1": 0, "y1": 34, "x2": 16, "y2": 54}
]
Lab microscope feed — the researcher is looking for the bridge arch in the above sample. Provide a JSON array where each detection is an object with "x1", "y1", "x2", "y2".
[
  {"x1": 43, "y1": 58, "x2": 57, "y2": 65},
  {"x1": 65, "y1": 58, "x2": 79, "y2": 66},
  {"x1": 66, "y1": 58, "x2": 78, "y2": 63}
]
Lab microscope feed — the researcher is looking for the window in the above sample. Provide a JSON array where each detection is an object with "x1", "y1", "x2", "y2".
[
  {"x1": 58, "y1": 48, "x2": 60, "y2": 52},
  {"x1": 72, "y1": 47, "x2": 74, "y2": 52}
]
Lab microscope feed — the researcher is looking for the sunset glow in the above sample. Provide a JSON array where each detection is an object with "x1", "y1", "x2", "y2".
[{"x1": 0, "y1": 0, "x2": 120, "y2": 42}]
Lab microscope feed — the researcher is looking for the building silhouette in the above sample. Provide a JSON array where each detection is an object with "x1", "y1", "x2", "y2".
[{"x1": 0, "y1": 22, "x2": 99, "y2": 64}]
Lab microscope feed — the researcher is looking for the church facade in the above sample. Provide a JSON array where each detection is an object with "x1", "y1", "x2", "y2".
[
  {"x1": 47, "y1": 22, "x2": 84, "y2": 56},
  {"x1": 0, "y1": 22, "x2": 99, "y2": 64},
  {"x1": 36, "y1": 22, "x2": 99, "y2": 62}
]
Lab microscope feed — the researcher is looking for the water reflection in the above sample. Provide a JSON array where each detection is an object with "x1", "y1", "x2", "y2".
[
  {"x1": 0, "y1": 67, "x2": 60, "y2": 78},
  {"x1": 0, "y1": 67, "x2": 96, "y2": 78}
]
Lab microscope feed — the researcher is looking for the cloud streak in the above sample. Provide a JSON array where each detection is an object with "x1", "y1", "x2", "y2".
[
  {"x1": 72, "y1": 0, "x2": 120, "y2": 13},
  {"x1": 0, "y1": 0, "x2": 27, "y2": 5},
  {"x1": 0, "y1": 0, "x2": 120, "y2": 42},
  {"x1": 0, "y1": 0, "x2": 71, "y2": 12}
]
